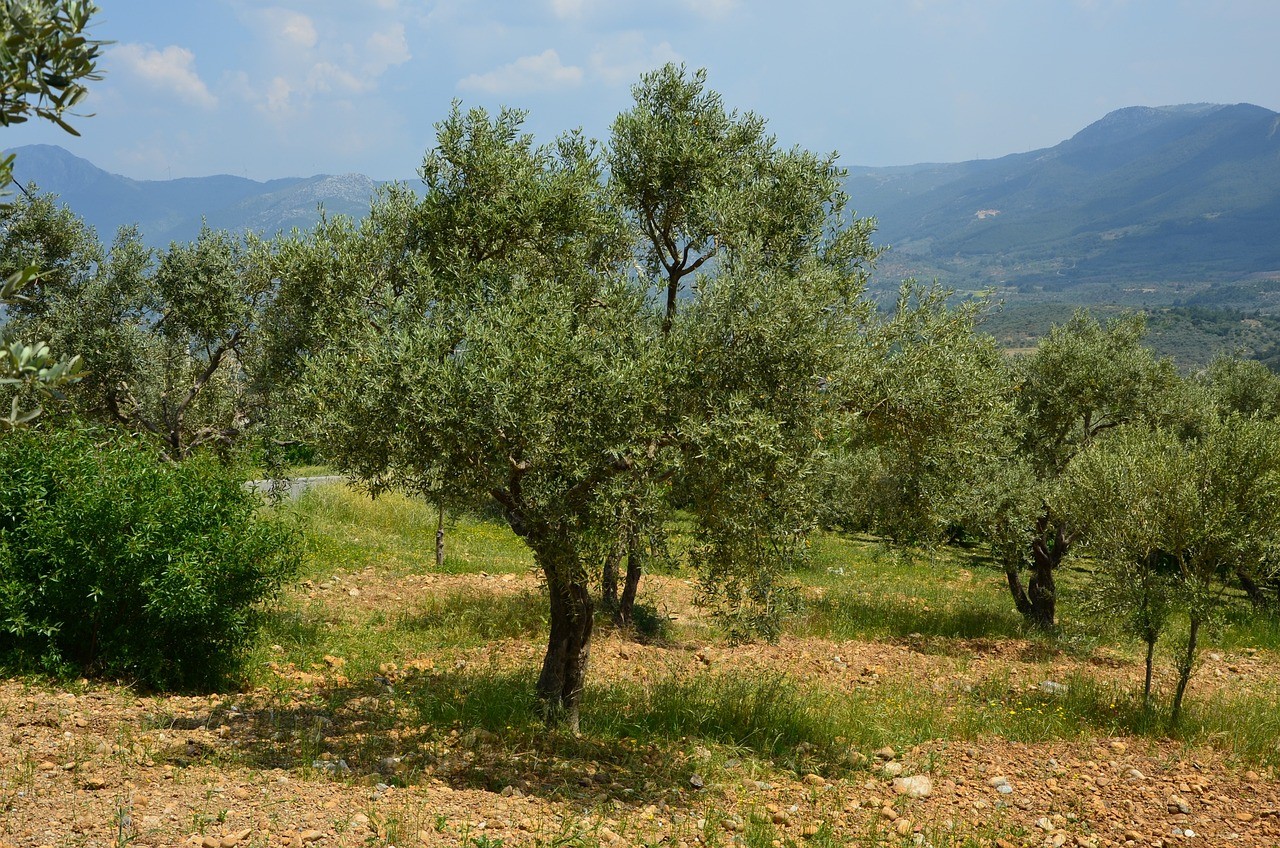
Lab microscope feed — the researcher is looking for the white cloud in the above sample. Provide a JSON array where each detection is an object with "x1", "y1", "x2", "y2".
[
  {"x1": 110, "y1": 43, "x2": 218, "y2": 109},
  {"x1": 589, "y1": 33, "x2": 681, "y2": 85},
  {"x1": 458, "y1": 49, "x2": 583, "y2": 95},
  {"x1": 233, "y1": 11, "x2": 412, "y2": 118},
  {"x1": 550, "y1": 0, "x2": 589, "y2": 18},
  {"x1": 683, "y1": 0, "x2": 733, "y2": 18},
  {"x1": 365, "y1": 24, "x2": 412, "y2": 75}
]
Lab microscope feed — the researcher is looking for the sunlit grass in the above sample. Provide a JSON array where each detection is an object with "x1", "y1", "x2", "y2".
[
  {"x1": 284, "y1": 484, "x2": 532, "y2": 579},
  {"x1": 264, "y1": 489, "x2": 1280, "y2": 770}
]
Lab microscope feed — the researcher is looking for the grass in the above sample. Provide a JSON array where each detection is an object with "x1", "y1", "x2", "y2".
[
  {"x1": 246, "y1": 588, "x2": 548, "y2": 684},
  {"x1": 252, "y1": 482, "x2": 1280, "y2": 787},
  {"x1": 285, "y1": 485, "x2": 532, "y2": 579}
]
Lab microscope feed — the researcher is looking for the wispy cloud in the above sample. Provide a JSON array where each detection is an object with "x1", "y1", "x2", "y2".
[
  {"x1": 235, "y1": 9, "x2": 413, "y2": 117},
  {"x1": 458, "y1": 49, "x2": 584, "y2": 95},
  {"x1": 109, "y1": 43, "x2": 218, "y2": 109},
  {"x1": 549, "y1": 0, "x2": 590, "y2": 19},
  {"x1": 589, "y1": 33, "x2": 681, "y2": 85}
]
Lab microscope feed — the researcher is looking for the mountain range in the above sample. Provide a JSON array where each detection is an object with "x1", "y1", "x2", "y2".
[
  {"x1": 849, "y1": 102, "x2": 1280, "y2": 309},
  {"x1": 6, "y1": 101, "x2": 1280, "y2": 310},
  {"x1": 3, "y1": 144, "x2": 384, "y2": 247}
]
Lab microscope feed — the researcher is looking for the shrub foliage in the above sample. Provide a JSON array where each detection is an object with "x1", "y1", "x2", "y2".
[{"x1": 0, "y1": 426, "x2": 297, "y2": 688}]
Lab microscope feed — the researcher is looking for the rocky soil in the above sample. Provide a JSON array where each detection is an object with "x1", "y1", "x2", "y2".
[{"x1": 2, "y1": 569, "x2": 1278, "y2": 848}]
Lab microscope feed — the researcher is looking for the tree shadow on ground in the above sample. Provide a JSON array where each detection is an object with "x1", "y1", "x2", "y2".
[{"x1": 145, "y1": 666, "x2": 845, "y2": 812}]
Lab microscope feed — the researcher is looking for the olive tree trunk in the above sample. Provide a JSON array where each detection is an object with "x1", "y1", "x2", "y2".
[
  {"x1": 1171, "y1": 615, "x2": 1201, "y2": 727},
  {"x1": 533, "y1": 537, "x2": 594, "y2": 731},
  {"x1": 615, "y1": 529, "x2": 642, "y2": 627}
]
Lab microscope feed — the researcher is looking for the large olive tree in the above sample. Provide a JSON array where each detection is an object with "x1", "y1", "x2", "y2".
[{"x1": 296, "y1": 69, "x2": 874, "y2": 727}]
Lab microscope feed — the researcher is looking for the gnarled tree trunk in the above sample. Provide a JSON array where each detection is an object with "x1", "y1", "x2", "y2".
[{"x1": 534, "y1": 536, "x2": 594, "y2": 731}]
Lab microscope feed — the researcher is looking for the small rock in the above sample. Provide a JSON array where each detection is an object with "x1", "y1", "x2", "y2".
[
  {"x1": 689, "y1": 773, "x2": 705, "y2": 789},
  {"x1": 1040, "y1": 680, "x2": 1068, "y2": 695},
  {"x1": 895, "y1": 818, "x2": 913, "y2": 836},
  {"x1": 881, "y1": 761, "x2": 904, "y2": 778},
  {"x1": 1108, "y1": 740, "x2": 1127, "y2": 754},
  {"x1": 1127, "y1": 768, "x2": 1146, "y2": 781},
  {"x1": 220, "y1": 829, "x2": 253, "y2": 848},
  {"x1": 875, "y1": 746, "x2": 896, "y2": 760},
  {"x1": 1076, "y1": 836, "x2": 1097, "y2": 848},
  {"x1": 299, "y1": 831, "x2": 325, "y2": 844},
  {"x1": 892, "y1": 775, "x2": 933, "y2": 799},
  {"x1": 201, "y1": 837, "x2": 220, "y2": 848},
  {"x1": 845, "y1": 750, "x2": 869, "y2": 768},
  {"x1": 1037, "y1": 817, "x2": 1055, "y2": 832},
  {"x1": 1235, "y1": 812, "x2": 1254, "y2": 822},
  {"x1": 1167, "y1": 795, "x2": 1191, "y2": 815},
  {"x1": 803, "y1": 773, "x2": 825, "y2": 786},
  {"x1": 1049, "y1": 833, "x2": 1067, "y2": 848},
  {"x1": 79, "y1": 776, "x2": 108, "y2": 791}
]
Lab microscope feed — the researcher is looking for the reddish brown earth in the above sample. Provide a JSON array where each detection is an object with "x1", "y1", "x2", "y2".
[{"x1": 2, "y1": 570, "x2": 1278, "y2": 848}]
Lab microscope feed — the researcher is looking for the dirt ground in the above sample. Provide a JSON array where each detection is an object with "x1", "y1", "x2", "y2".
[{"x1": 3, "y1": 571, "x2": 1279, "y2": 848}]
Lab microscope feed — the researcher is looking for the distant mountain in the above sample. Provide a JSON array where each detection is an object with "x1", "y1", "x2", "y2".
[
  {"x1": 3, "y1": 144, "x2": 391, "y2": 247},
  {"x1": 847, "y1": 103, "x2": 1280, "y2": 307},
  {"x1": 9, "y1": 103, "x2": 1280, "y2": 310}
]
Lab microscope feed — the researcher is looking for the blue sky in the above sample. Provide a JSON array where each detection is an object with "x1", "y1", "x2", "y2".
[{"x1": 6, "y1": 0, "x2": 1279, "y2": 182}]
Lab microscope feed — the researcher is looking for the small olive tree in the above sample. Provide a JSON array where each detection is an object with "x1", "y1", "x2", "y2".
[{"x1": 1065, "y1": 419, "x2": 1280, "y2": 724}]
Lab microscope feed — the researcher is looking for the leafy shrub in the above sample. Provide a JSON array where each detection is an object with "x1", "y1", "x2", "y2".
[{"x1": 0, "y1": 426, "x2": 298, "y2": 688}]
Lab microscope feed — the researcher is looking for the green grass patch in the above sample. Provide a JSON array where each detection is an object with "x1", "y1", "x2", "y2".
[
  {"x1": 284, "y1": 485, "x2": 532, "y2": 579},
  {"x1": 406, "y1": 665, "x2": 1280, "y2": 773},
  {"x1": 794, "y1": 536, "x2": 1030, "y2": 642},
  {"x1": 247, "y1": 589, "x2": 548, "y2": 684}
]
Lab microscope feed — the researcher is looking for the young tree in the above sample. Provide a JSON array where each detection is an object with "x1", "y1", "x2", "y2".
[
  {"x1": 1066, "y1": 418, "x2": 1280, "y2": 724},
  {"x1": 1062, "y1": 426, "x2": 1187, "y2": 707}
]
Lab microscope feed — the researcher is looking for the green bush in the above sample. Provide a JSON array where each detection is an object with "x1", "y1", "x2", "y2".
[{"x1": 0, "y1": 426, "x2": 298, "y2": 689}]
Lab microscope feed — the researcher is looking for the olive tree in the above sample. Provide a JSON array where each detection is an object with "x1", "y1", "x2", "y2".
[
  {"x1": 1, "y1": 0, "x2": 102, "y2": 426},
  {"x1": 992, "y1": 311, "x2": 1184, "y2": 628},
  {"x1": 827, "y1": 284, "x2": 1014, "y2": 545},
  {"x1": 602, "y1": 64, "x2": 878, "y2": 623},
  {"x1": 2, "y1": 206, "x2": 274, "y2": 460},
  {"x1": 296, "y1": 72, "x2": 874, "y2": 727},
  {"x1": 1065, "y1": 419, "x2": 1280, "y2": 723}
]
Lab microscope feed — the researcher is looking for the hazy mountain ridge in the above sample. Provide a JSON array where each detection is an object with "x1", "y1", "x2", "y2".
[
  {"x1": 7, "y1": 102, "x2": 1280, "y2": 309},
  {"x1": 849, "y1": 103, "x2": 1280, "y2": 304},
  {"x1": 3, "y1": 144, "x2": 381, "y2": 247}
]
